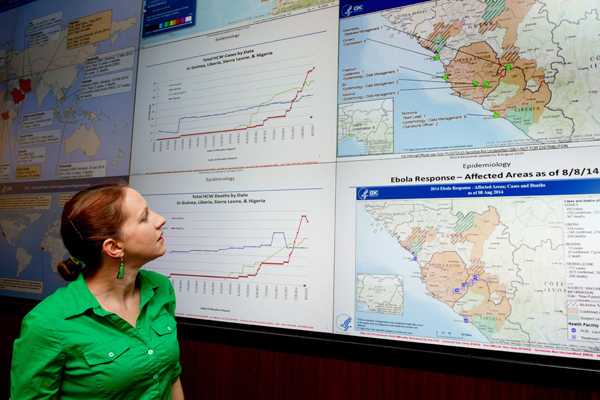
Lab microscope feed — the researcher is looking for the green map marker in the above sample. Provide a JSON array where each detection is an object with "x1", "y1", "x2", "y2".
[
  {"x1": 482, "y1": 80, "x2": 490, "y2": 88},
  {"x1": 433, "y1": 52, "x2": 441, "y2": 61},
  {"x1": 504, "y1": 63, "x2": 513, "y2": 72},
  {"x1": 492, "y1": 111, "x2": 500, "y2": 119},
  {"x1": 472, "y1": 80, "x2": 479, "y2": 87},
  {"x1": 442, "y1": 73, "x2": 449, "y2": 81}
]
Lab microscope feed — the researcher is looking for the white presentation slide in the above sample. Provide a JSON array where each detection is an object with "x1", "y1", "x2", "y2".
[
  {"x1": 130, "y1": 163, "x2": 336, "y2": 332},
  {"x1": 334, "y1": 147, "x2": 600, "y2": 360},
  {"x1": 131, "y1": 7, "x2": 339, "y2": 174}
]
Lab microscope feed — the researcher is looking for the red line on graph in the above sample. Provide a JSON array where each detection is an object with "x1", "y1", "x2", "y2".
[
  {"x1": 168, "y1": 214, "x2": 309, "y2": 280},
  {"x1": 157, "y1": 67, "x2": 316, "y2": 141}
]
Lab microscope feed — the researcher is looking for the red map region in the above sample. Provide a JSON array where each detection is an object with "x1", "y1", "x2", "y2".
[
  {"x1": 10, "y1": 88, "x2": 25, "y2": 104},
  {"x1": 19, "y1": 79, "x2": 32, "y2": 93}
]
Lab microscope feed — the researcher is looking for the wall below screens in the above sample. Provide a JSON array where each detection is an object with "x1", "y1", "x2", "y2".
[{"x1": 2, "y1": 297, "x2": 600, "y2": 399}]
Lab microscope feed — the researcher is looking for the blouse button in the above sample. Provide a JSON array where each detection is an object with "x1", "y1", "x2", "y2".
[
  {"x1": 167, "y1": 326, "x2": 172, "y2": 331},
  {"x1": 147, "y1": 349, "x2": 155, "y2": 355},
  {"x1": 108, "y1": 352, "x2": 115, "y2": 358}
]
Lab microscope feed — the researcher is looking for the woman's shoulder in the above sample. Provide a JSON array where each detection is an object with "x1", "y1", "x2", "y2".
[
  {"x1": 23, "y1": 285, "x2": 73, "y2": 328},
  {"x1": 140, "y1": 269, "x2": 173, "y2": 291},
  {"x1": 140, "y1": 270, "x2": 176, "y2": 308}
]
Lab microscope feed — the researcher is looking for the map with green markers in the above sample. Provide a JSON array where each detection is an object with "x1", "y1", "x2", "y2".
[{"x1": 338, "y1": 0, "x2": 600, "y2": 157}]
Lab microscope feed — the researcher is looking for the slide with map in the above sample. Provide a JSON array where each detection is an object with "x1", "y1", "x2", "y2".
[
  {"x1": 131, "y1": 5, "x2": 339, "y2": 174},
  {"x1": 0, "y1": 190, "x2": 68, "y2": 298},
  {"x1": 337, "y1": 0, "x2": 600, "y2": 158},
  {"x1": 130, "y1": 163, "x2": 336, "y2": 332},
  {"x1": 0, "y1": 177, "x2": 126, "y2": 299},
  {"x1": 0, "y1": 0, "x2": 143, "y2": 182},
  {"x1": 334, "y1": 147, "x2": 600, "y2": 360}
]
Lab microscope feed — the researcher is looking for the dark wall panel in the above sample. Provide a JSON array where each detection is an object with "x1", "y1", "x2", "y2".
[{"x1": 2, "y1": 299, "x2": 600, "y2": 399}]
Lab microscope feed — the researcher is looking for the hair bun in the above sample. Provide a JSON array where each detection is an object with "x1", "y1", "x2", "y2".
[{"x1": 57, "y1": 257, "x2": 84, "y2": 282}]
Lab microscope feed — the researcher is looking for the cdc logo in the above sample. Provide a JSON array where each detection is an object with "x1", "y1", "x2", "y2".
[
  {"x1": 358, "y1": 187, "x2": 379, "y2": 200},
  {"x1": 342, "y1": 4, "x2": 364, "y2": 17},
  {"x1": 336, "y1": 314, "x2": 353, "y2": 332}
]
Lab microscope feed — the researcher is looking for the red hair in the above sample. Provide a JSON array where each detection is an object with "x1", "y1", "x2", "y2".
[{"x1": 57, "y1": 183, "x2": 128, "y2": 281}]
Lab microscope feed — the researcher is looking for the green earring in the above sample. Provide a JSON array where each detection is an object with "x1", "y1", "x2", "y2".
[{"x1": 117, "y1": 259, "x2": 125, "y2": 279}]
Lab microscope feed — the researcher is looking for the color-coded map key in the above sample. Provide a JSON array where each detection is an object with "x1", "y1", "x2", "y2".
[{"x1": 142, "y1": 0, "x2": 196, "y2": 37}]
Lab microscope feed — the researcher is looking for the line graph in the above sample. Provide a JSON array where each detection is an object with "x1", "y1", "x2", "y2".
[
  {"x1": 156, "y1": 67, "x2": 316, "y2": 141},
  {"x1": 167, "y1": 215, "x2": 309, "y2": 280},
  {"x1": 147, "y1": 208, "x2": 314, "y2": 282},
  {"x1": 156, "y1": 95, "x2": 314, "y2": 136},
  {"x1": 136, "y1": 55, "x2": 325, "y2": 172}
]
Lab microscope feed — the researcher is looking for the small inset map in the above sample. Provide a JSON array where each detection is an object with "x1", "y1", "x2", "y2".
[
  {"x1": 338, "y1": 98, "x2": 394, "y2": 156},
  {"x1": 357, "y1": 274, "x2": 404, "y2": 315}
]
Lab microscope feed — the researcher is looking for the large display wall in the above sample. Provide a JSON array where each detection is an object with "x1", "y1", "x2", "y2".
[{"x1": 1, "y1": 0, "x2": 600, "y2": 368}]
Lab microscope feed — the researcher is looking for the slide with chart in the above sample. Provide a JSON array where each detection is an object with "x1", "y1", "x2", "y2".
[
  {"x1": 131, "y1": 5, "x2": 339, "y2": 174},
  {"x1": 130, "y1": 163, "x2": 336, "y2": 332}
]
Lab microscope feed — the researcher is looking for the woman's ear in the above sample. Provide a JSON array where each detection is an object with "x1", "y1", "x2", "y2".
[{"x1": 102, "y1": 237, "x2": 124, "y2": 260}]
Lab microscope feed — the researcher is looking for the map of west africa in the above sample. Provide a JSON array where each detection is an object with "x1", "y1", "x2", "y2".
[
  {"x1": 381, "y1": 0, "x2": 600, "y2": 142},
  {"x1": 338, "y1": 0, "x2": 600, "y2": 156}
]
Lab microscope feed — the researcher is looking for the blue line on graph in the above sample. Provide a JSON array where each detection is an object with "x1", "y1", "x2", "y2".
[
  {"x1": 158, "y1": 94, "x2": 312, "y2": 135},
  {"x1": 169, "y1": 231, "x2": 296, "y2": 254}
]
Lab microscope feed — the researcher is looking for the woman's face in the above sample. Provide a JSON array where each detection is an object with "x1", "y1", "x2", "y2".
[{"x1": 118, "y1": 187, "x2": 166, "y2": 266}]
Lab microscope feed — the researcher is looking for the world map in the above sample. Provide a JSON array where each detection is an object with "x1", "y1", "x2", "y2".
[
  {"x1": 0, "y1": 192, "x2": 69, "y2": 299},
  {"x1": 0, "y1": 0, "x2": 142, "y2": 299},
  {"x1": 0, "y1": 0, "x2": 141, "y2": 182}
]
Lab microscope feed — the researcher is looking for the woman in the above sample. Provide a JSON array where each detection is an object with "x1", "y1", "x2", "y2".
[{"x1": 11, "y1": 183, "x2": 184, "y2": 399}]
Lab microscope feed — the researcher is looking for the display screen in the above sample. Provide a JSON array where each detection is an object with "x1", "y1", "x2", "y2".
[
  {"x1": 2, "y1": 0, "x2": 600, "y2": 366},
  {"x1": 0, "y1": 0, "x2": 141, "y2": 298}
]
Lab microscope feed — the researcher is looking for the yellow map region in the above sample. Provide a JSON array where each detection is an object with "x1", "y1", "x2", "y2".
[{"x1": 67, "y1": 10, "x2": 112, "y2": 49}]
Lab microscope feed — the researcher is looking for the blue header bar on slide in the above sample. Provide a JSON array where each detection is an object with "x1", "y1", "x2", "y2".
[
  {"x1": 339, "y1": 0, "x2": 428, "y2": 19},
  {"x1": 356, "y1": 178, "x2": 600, "y2": 200}
]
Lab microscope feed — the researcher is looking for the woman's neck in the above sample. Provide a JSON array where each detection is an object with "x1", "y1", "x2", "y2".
[
  {"x1": 85, "y1": 264, "x2": 142, "y2": 327},
  {"x1": 85, "y1": 263, "x2": 139, "y2": 305}
]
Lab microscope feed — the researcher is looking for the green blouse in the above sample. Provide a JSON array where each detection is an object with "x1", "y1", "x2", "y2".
[{"x1": 11, "y1": 269, "x2": 182, "y2": 399}]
